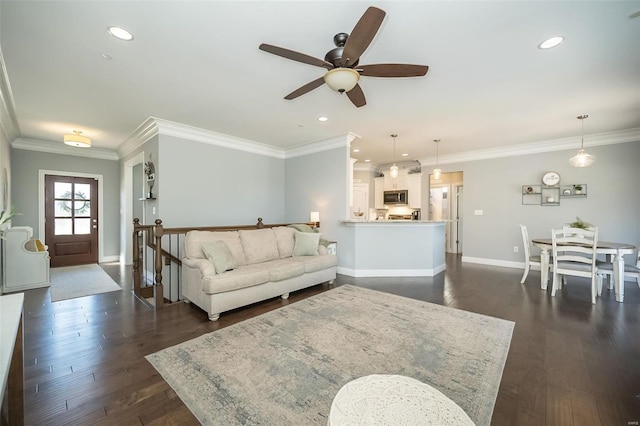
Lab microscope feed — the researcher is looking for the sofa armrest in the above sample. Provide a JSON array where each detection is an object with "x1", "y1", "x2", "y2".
[{"x1": 183, "y1": 257, "x2": 216, "y2": 276}]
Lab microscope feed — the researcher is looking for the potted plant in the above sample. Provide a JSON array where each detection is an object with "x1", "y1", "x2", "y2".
[
  {"x1": 573, "y1": 184, "x2": 583, "y2": 195},
  {"x1": 568, "y1": 216, "x2": 591, "y2": 230}
]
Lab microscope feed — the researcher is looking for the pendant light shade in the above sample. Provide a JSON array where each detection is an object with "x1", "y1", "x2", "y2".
[
  {"x1": 433, "y1": 139, "x2": 441, "y2": 179},
  {"x1": 569, "y1": 115, "x2": 595, "y2": 167},
  {"x1": 63, "y1": 130, "x2": 91, "y2": 148},
  {"x1": 389, "y1": 134, "x2": 399, "y2": 178}
]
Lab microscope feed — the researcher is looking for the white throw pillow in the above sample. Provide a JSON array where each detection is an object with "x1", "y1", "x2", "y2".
[
  {"x1": 293, "y1": 231, "x2": 320, "y2": 256},
  {"x1": 201, "y1": 241, "x2": 237, "y2": 274}
]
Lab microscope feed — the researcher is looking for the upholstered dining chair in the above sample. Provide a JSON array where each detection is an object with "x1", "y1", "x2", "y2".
[
  {"x1": 551, "y1": 227, "x2": 601, "y2": 304},
  {"x1": 519, "y1": 224, "x2": 544, "y2": 284},
  {"x1": 597, "y1": 243, "x2": 640, "y2": 292}
]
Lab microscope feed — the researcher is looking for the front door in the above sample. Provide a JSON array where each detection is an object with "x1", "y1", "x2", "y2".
[{"x1": 45, "y1": 175, "x2": 98, "y2": 267}]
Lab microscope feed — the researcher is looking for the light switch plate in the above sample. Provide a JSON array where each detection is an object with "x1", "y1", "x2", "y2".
[{"x1": 474, "y1": 209, "x2": 483, "y2": 215}]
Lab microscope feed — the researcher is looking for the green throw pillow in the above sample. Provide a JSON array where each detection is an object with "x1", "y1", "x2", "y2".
[
  {"x1": 202, "y1": 241, "x2": 237, "y2": 274},
  {"x1": 293, "y1": 231, "x2": 320, "y2": 256}
]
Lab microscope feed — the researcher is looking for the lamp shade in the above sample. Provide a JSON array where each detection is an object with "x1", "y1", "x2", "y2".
[
  {"x1": 569, "y1": 149, "x2": 596, "y2": 167},
  {"x1": 63, "y1": 130, "x2": 91, "y2": 148},
  {"x1": 324, "y1": 68, "x2": 360, "y2": 93},
  {"x1": 389, "y1": 164, "x2": 399, "y2": 178},
  {"x1": 433, "y1": 168, "x2": 442, "y2": 179},
  {"x1": 310, "y1": 212, "x2": 320, "y2": 223}
]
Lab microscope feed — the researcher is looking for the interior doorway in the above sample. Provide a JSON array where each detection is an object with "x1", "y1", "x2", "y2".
[
  {"x1": 44, "y1": 175, "x2": 98, "y2": 267},
  {"x1": 429, "y1": 171, "x2": 463, "y2": 254}
]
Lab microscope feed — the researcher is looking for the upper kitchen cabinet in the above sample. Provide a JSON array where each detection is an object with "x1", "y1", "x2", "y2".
[
  {"x1": 384, "y1": 170, "x2": 408, "y2": 190},
  {"x1": 408, "y1": 173, "x2": 422, "y2": 209}
]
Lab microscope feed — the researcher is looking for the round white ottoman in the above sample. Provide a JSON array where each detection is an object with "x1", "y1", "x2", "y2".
[{"x1": 328, "y1": 374, "x2": 474, "y2": 425}]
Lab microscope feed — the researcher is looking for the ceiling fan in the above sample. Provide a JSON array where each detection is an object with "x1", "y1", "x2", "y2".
[{"x1": 259, "y1": 6, "x2": 429, "y2": 108}]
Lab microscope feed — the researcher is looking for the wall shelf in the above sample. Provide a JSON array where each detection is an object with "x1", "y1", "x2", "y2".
[{"x1": 522, "y1": 184, "x2": 587, "y2": 206}]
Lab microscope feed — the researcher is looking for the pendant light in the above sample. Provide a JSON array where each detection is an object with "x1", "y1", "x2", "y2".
[
  {"x1": 433, "y1": 139, "x2": 442, "y2": 179},
  {"x1": 569, "y1": 115, "x2": 595, "y2": 167},
  {"x1": 389, "y1": 134, "x2": 399, "y2": 178}
]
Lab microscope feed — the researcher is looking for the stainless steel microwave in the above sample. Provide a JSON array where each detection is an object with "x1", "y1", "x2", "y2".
[{"x1": 383, "y1": 190, "x2": 408, "y2": 205}]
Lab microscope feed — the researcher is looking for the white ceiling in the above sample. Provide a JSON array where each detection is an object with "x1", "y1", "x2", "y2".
[{"x1": 1, "y1": 1, "x2": 639, "y2": 165}]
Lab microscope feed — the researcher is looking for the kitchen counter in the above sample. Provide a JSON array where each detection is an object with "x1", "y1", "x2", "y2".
[{"x1": 338, "y1": 220, "x2": 446, "y2": 277}]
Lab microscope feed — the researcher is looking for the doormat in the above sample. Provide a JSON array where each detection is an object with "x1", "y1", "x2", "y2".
[{"x1": 50, "y1": 264, "x2": 122, "y2": 302}]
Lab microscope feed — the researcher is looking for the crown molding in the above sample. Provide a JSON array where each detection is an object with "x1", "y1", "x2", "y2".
[
  {"x1": 285, "y1": 132, "x2": 359, "y2": 159},
  {"x1": 12, "y1": 138, "x2": 119, "y2": 160},
  {"x1": 0, "y1": 47, "x2": 20, "y2": 143},
  {"x1": 416, "y1": 127, "x2": 640, "y2": 166},
  {"x1": 116, "y1": 117, "x2": 159, "y2": 159}
]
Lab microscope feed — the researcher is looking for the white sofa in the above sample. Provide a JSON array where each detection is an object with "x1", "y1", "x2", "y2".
[
  {"x1": 181, "y1": 226, "x2": 337, "y2": 321},
  {"x1": 2, "y1": 226, "x2": 50, "y2": 293}
]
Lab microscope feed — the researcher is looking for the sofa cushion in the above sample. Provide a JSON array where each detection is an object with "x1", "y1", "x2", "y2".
[
  {"x1": 239, "y1": 229, "x2": 279, "y2": 264},
  {"x1": 185, "y1": 230, "x2": 247, "y2": 265},
  {"x1": 295, "y1": 254, "x2": 338, "y2": 273},
  {"x1": 293, "y1": 231, "x2": 321, "y2": 256},
  {"x1": 201, "y1": 241, "x2": 237, "y2": 274},
  {"x1": 202, "y1": 264, "x2": 270, "y2": 294},
  {"x1": 265, "y1": 259, "x2": 305, "y2": 282},
  {"x1": 273, "y1": 226, "x2": 296, "y2": 258}
]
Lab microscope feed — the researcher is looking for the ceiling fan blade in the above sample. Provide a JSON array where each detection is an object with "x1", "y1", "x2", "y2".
[
  {"x1": 346, "y1": 84, "x2": 366, "y2": 108},
  {"x1": 284, "y1": 77, "x2": 326, "y2": 100},
  {"x1": 259, "y1": 43, "x2": 334, "y2": 69},
  {"x1": 358, "y1": 64, "x2": 429, "y2": 78},
  {"x1": 342, "y1": 7, "x2": 386, "y2": 67}
]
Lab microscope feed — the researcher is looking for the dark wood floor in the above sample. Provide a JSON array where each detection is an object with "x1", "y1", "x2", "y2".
[{"x1": 18, "y1": 255, "x2": 640, "y2": 425}]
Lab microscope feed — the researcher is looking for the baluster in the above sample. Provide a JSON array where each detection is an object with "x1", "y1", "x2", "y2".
[
  {"x1": 132, "y1": 218, "x2": 141, "y2": 295},
  {"x1": 154, "y1": 219, "x2": 164, "y2": 307}
]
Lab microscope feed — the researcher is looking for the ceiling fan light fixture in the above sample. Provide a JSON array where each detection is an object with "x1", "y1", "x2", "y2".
[
  {"x1": 63, "y1": 130, "x2": 91, "y2": 148},
  {"x1": 323, "y1": 68, "x2": 360, "y2": 93},
  {"x1": 570, "y1": 115, "x2": 595, "y2": 167}
]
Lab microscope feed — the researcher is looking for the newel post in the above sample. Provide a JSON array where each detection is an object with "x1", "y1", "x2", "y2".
[
  {"x1": 153, "y1": 219, "x2": 164, "y2": 307},
  {"x1": 132, "y1": 218, "x2": 141, "y2": 294}
]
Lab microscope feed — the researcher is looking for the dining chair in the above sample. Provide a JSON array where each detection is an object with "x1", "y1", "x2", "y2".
[
  {"x1": 519, "y1": 224, "x2": 545, "y2": 284},
  {"x1": 596, "y1": 242, "x2": 640, "y2": 292},
  {"x1": 551, "y1": 227, "x2": 601, "y2": 304}
]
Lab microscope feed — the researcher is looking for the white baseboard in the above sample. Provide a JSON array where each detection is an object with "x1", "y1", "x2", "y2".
[
  {"x1": 461, "y1": 256, "x2": 531, "y2": 270},
  {"x1": 337, "y1": 263, "x2": 446, "y2": 278}
]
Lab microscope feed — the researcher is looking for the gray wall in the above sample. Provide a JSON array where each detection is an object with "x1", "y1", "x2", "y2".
[
  {"x1": 437, "y1": 141, "x2": 640, "y2": 266},
  {"x1": 284, "y1": 147, "x2": 352, "y2": 267},
  {"x1": 10, "y1": 148, "x2": 120, "y2": 258},
  {"x1": 157, "y1": 135, "x2": 285, "y2": 227}
]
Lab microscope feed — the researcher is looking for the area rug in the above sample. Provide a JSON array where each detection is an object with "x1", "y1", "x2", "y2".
[
  {"x1": 146, "y1": 285, "x2": 514, "y2": 426},
  {"x1": 50, "y1": 264, "x2": 122, "y2": 302}
]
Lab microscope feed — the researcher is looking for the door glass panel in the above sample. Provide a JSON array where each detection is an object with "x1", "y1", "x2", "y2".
[
  {"x1": 75, "y1": 184, "x2": 90, "y2": 199},
  {"x1": 74, "y1": 218, "x2": 91, "y2": 235},
  {"x1": 74, "y1": 200, "x2": 90, "y2": 216},
  {"x1": 54, "y1": 182, "x2": 72, "y2": 199},
  {"x1": 54, "y1": 218, "x2": 73, "y2": 235},
  {"x1": 55, "y1": 200, "x2": 73, "y2": 217}
]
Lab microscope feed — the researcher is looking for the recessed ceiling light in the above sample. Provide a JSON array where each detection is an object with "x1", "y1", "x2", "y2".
[
  {"x1": 538, "y1": 36, "x2": 564, "y2": 49},
  {"x1": 318, "y1": 116, "x2": 328, "y2": 122},
  {"x1": 353, "y1": 149, "x2": 360, "y2": 153},
  {"x1": 364, "y1": 159, "x2": 371, "y2": 162},
  {"x1": 107, "y1": 26, "x2": 134, "y2": 41},
  {"x1": 402, "y1": 153, "x2": 409, "y2": 157}
]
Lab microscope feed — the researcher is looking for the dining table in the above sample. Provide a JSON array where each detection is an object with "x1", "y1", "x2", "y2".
[{"x1": 531, "y1": 238, "x2": 635, "y2": 302}]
